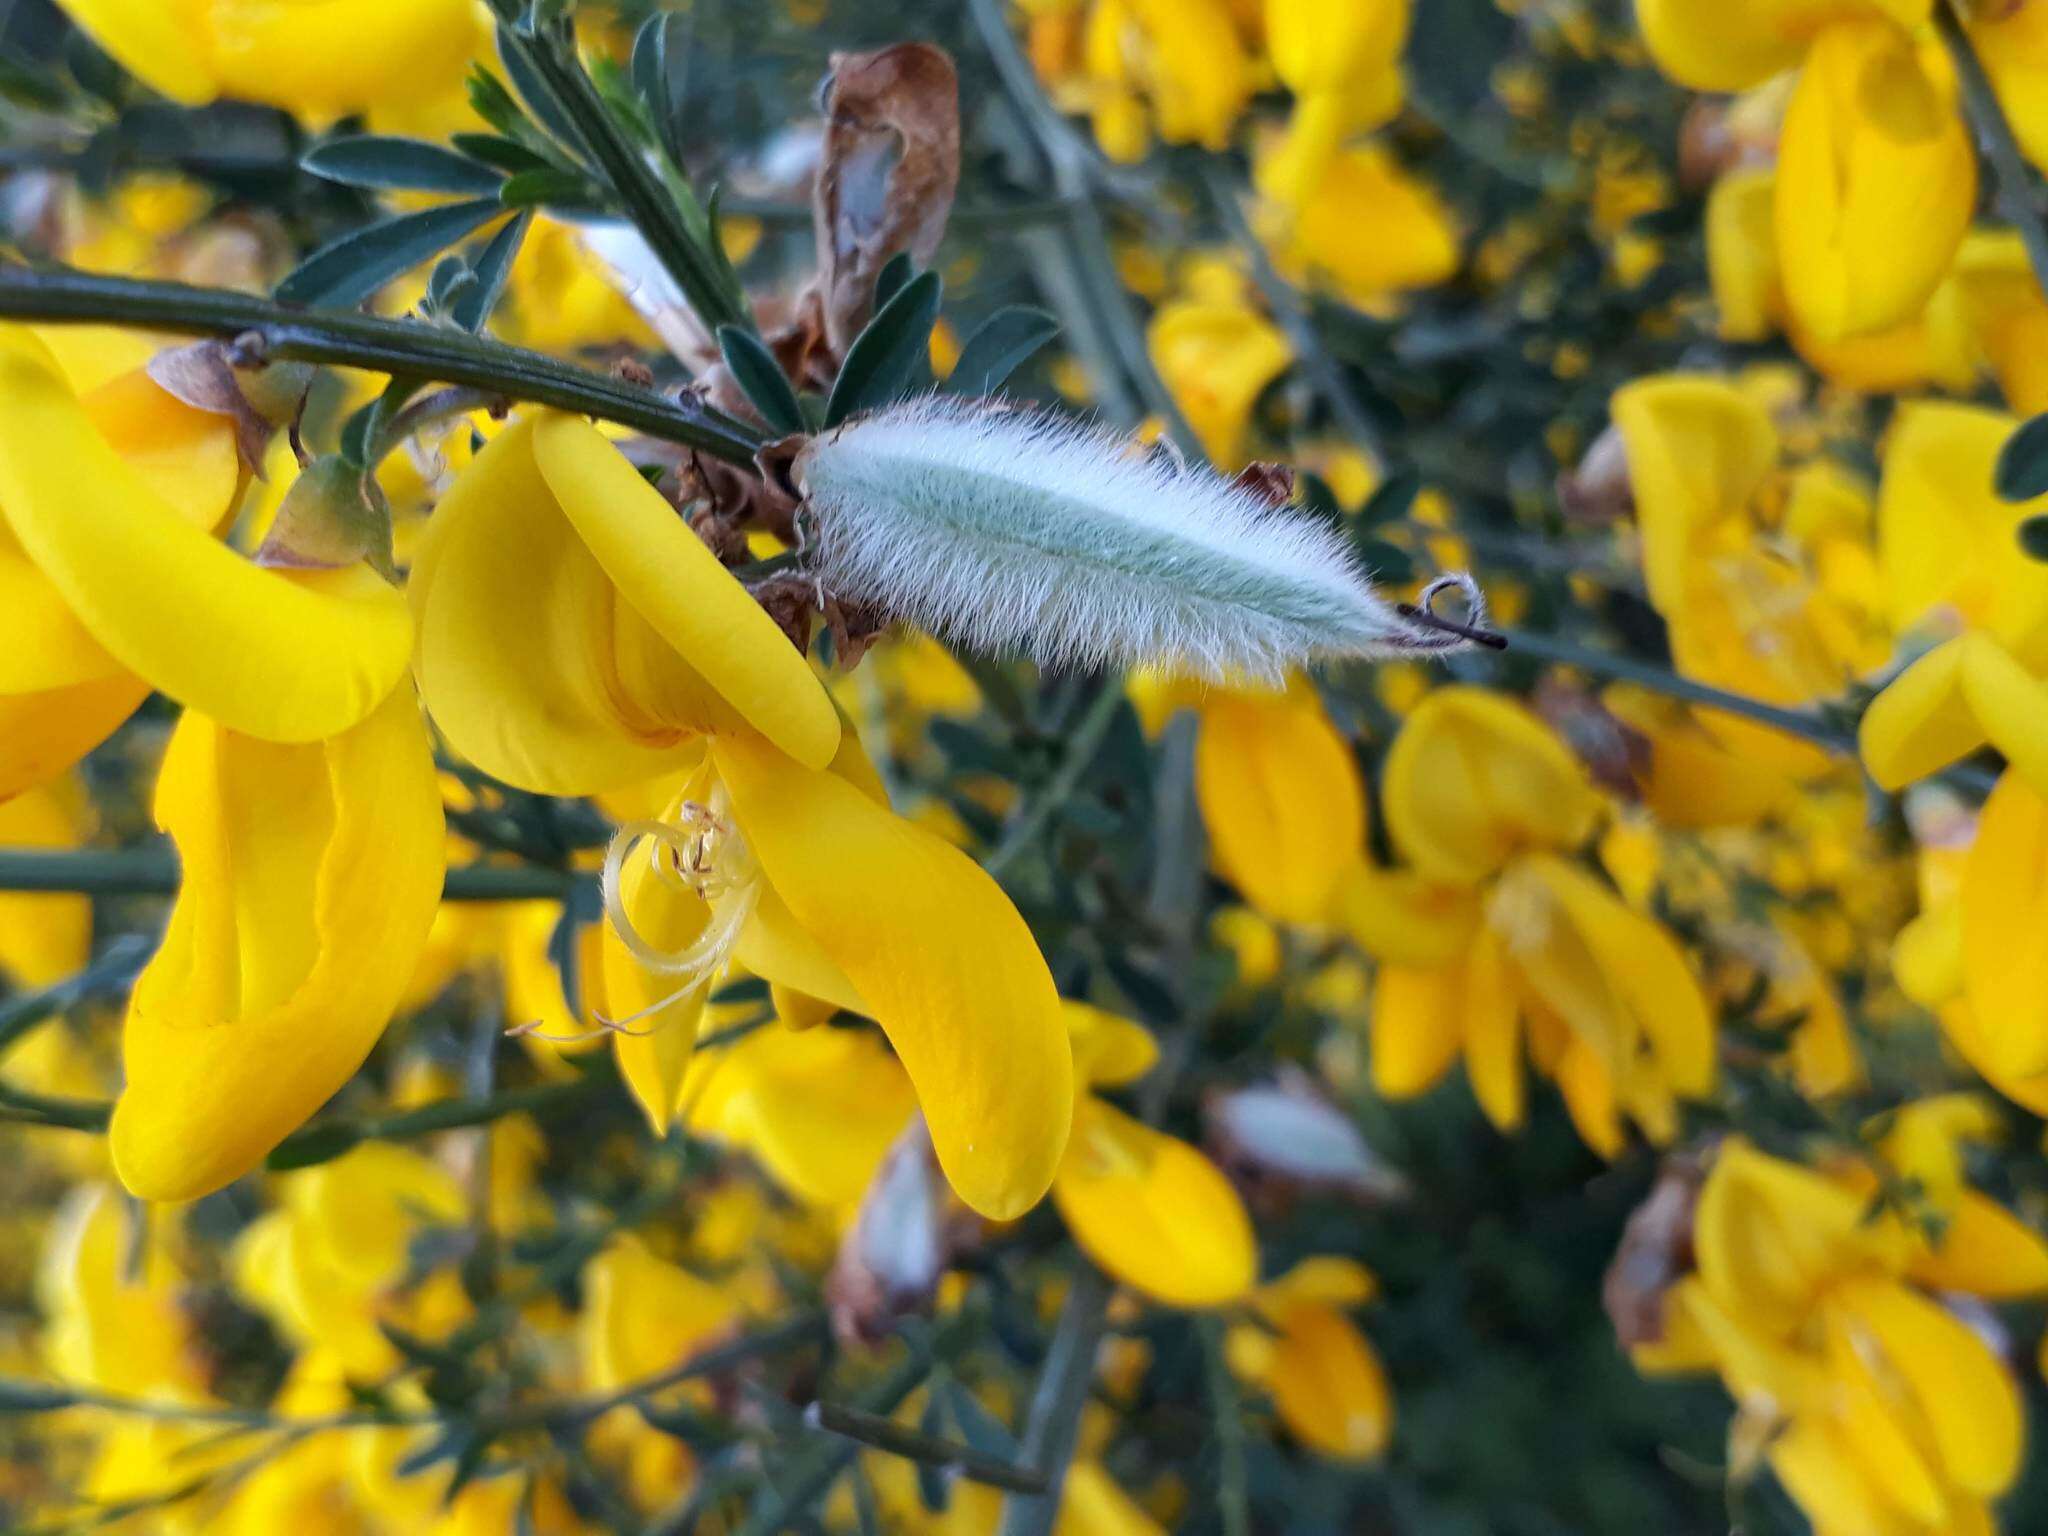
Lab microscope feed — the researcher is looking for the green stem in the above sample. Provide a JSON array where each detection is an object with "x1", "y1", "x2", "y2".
[
  {"x1": 0, "y1": 264, "x2": 763, "y2": 462},
  {"x1": 808, "y1": 1401, "x2": 1049, "y2": 1496},
  {"x1": 266, "y1": 1076, "x2": 604, "y2": 1169},
  {"x1": 1938, "y1": 1, "x2": 2048, "y2": 300},
  {"x1": 0, "y1": 936, "x2": 151, "y2": 1059},
  {"x1": 986, "y1": 681, "x2": 1127, "y2": 877},
  {"x1": 511, "y1": 21, "x2": 746, "y2": 333},
  {"x1": 997, "y1": 1262, "x2": 1113, "y2": 1536},
  {"x1": 0, "y1": 847, "x2": 581, "y2": 900},
  {"x1": 1197, "y1": 1317, "x2": 1252, "y2": 1536},
  {"x1": 0, "y1": 1082, "x2": 110, "y2": 1131}
]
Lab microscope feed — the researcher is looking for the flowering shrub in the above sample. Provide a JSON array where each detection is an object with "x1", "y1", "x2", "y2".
[{"x1": 2, "y1": 1, "x2": 2048, "y2": 1532}]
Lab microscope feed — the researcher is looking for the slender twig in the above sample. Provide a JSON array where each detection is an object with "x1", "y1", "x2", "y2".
[
  {"x1": 0, "y1": 847, "x2": 582, "y2": 899},
  {"x1": 1939, "y1": 0, "x2": 2048, "y2": 299},
  {"x1": 1196, "y1": 1317, "x2": 1252, "y2": 1536},
  {"x1": 0, "y1": 936, "x2": 152, "y2": 1059},
  {"x1": 986, "y1": 680, "x2": 1126, "y2": 877},
  {"x1": 996, "y1": 1262, "x2": 1113, "y2": 1536},
  {"x1": 265, "y1": 1076, "x2": 605, "y2": 1169},
  {"x1": 368, "y1": 384, "x2": 508, "y2": 465},
  {"x1": 0, "y1": 264, "x2": 763, "y2": 462},
  {"x1": 0, "y1": 1081, "x2": 110, "y2": 1131},
  {"x1": 806, "y1": 1401, "x2": 1049, "y2": 1496}
]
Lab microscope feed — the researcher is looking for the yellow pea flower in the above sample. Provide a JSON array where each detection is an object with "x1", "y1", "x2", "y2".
[
  {"x1": 0, "y1": 778, "x2": 91, "y2": 988},
  {"x1": 1260, "y1": 0, "x2": 1408, "y2": 208},
  {"x1": 1193, "y1": 681, "x2": 1365, "y2": 926},
  {"x1": 1971, "y1": 0, "x2": 2048, "y2": 173},
  {"x1": 416, "y1": 415, "x2": 1071, "y2": 1220},
  {"x1": 680, "y1": 1017, "x2": 919, "y2": 1210},
  {"x1": 1256, "y1": 141, "x2": 1459, "y2": 311},
  {"x1": 0, "y1": 323, "x2": 415, "y2": 804},
  {"x1": 56, "y1": 0, "x2": 486, "y2": 127},
  {"x1": 1635, "y1": 0, "x2": 1930, "y2": 93},
  {"x1": 1364, "y1": 689, "x2": 1714, "y2": 1155},
  {"x1": 110, "y1": 690, "x2": 447, "y2": 1202},
  {"x1": 1147, "y1": 282, "x2": 1292, "y2": 469},
  {"x1": 1226, "y1": 1256, "x2": 1392, "y2": 1461},
  {"x1": 1639, "y1": 1138, "x2": 2042, "y2": 1536},
  {"x1": 39, "y1": 1183, "x2": 203, "y2": 1399},
  {"x1": 1052, "y1": 1002, "x2": 1257, "y2": 1307},
  {"x1": 1119, "y1": 0, "x2": 1255, "y2": 152},
  {"x1": 1774, "y1": 22, "x2": 1975, "y2": 344},
  {"x1": 580, "y1": 1234, "x2": 746, "y2": 1393}
]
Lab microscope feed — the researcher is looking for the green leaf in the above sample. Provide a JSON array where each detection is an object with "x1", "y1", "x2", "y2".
[
  {"x1": 451, "y1": 131, "x2": 553, "y2": 176},
  {"x1": 454, "y1": 209, "x2": 532, "y2": 332},
  {"x1": 1354, "y1": 537, "x2": 1416, "y2": 584},
  {"x1": 302, "y1": 135, "x2": 505, "y2": 196},
  {"x1": 498, "y1": 166, "x2": 599, "y2": 206},
  {"x1": 718, "y1": 325, "x2": 806, "y2": 435},
  {"x1": 495, "y1": 23, "x2": 592, "y2": 159},
  {"x1": 276, "y1": 199, "x2": 507, "y2": 309},
  {"x1": 1356, "y1": 468, "x2": 1423, "y2": 528},
  {"x1": 1996, "y1": 413, "x2": 2048, "y2": 502},
  {"x1": 945, "y1": 306, "x2": 1060, "y2": 396},
  {"x1": 826, "y1": 269, "x2": 943, "y2": 427},
  {"x1": 873, "y1": 252, "x2": 914, "y2": 311},
  {"x1": 632, "y1": 12, "x2": 691, "y2": 166},
  {"x1": 2018, "y1": 514, "x2": 2048, "y2": 561}
]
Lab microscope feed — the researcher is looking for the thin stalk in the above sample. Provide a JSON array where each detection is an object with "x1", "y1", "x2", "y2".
[
  {"x1": 509, "y1": 21, "x2": 747, "y2": 333},
  {"x1": 0, "y1": 847, "x2": 581, "y2": 900},
  {"x1": 266, "y1": 1076, "x2": 604, "y2": 1168},
  {"x1": 0, "y1": 936, "x2": 152, "y2": 1059},
  {"x1": 1196, "y1": 1317, "x2": 1252, "y2": 1536},
  {"x1": 0, "y1": 1082, "x2": 110, "y2": 1131},
  {"x1": 996, "y1": 1262, "x2": 1114, "y2": 1536},
  {"x1": 0, "y1": 264, "x2": 762, "y2": 462},
  {"x1": 1939, "y1": 1, "x2": 2048, "y2": 299},
  {"x1": 807, "y1": 1401, "x2": 1050, "y2": 1496},
  {"x1": 986, "y1": 681, "x2": 1127, "y2": 876}
]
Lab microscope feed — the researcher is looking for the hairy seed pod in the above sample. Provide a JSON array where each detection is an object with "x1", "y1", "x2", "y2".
[{"x1": 793, "y1": 398, "x2": 1486, "y2": 681}]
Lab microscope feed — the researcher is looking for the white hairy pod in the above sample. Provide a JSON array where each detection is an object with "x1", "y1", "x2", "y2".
[{"x1": 792, "y1": 397, "x2": 1489, "y2": 682}]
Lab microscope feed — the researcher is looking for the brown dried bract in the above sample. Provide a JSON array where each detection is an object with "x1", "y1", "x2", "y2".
[
  {"x1": 146, "y1": 339, "x2": 310, "y2": 477},
  {"x1": 811, "y1": 42, "x2": 961, "y2": 356},
  {"x1": 1533, "y1": 675, "x2": 1649, "y2": 800},
  {"x1": 825, "y1": 1116, "x2": 977, "y2": 1347},
  {"x1": 1602, "y1": 1148, "x2": 1709, "y2": 1350},
  {"x1": 1555, "y1": 422, "x2": 1633, "y2": 525},
  {"x1": 1231, "y1": 461, "x2": 1297, "y2": 509}
]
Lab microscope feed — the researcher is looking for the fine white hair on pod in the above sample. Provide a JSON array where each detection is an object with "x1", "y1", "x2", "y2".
[{"x1": 792, "y1": 396, "x2": 1489, "y2": 682}]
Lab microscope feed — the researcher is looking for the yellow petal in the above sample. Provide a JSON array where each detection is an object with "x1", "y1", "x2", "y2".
[
  {"x1": 1859, "y1": 636, "x2": 1987, "y2": 789},
  {"x1": 0, "y1": 779, "x2": 92, "y2": 988},
  {"x1": 1147, "y1": 298, "x2": 1291, "y2": 470},
  {"x1": 1635, "y1": 0, "x2": 1928, "y2": 90},
  {"x1": 0, "y1": 677, "x2": 150, "y2": 806},
  {"x1": 1611, "y1": 374, "x2": 1778, "y2": 616},
  {"x1": 1260, "y1": 143, "x2": 1460, "y2": 308},
  {"x1": 602, "y1": 829, "x2": 715, "y2": 1136},
  {"x1": 197, "y1": 0, "x2": 483, "y2": 126},
  {"x1": 1831, "y1": 1275, "x2": 2023, "y2": 1498},
  {"x1": 1705, "y1": 168, "x2": 1781, "y2": 344},
  {"x1": 1263, "y1": 0, "x2": 1407, "y2": 95},
  {"x1": 1335, "y1": 861, "x2": 1479, "y2": 966},
  {"x1": 714, "y1": 733, "x2": 1072, "y2": 1220},
  {"x1": 1264, "y1": 1300, "x2": 1393, "y2": 1461},
  {"x1": 580, "y1": 1233, "x2": 742, "y2": 1391},
  {"x1": 1195, "y1": 687, "x2": 1363, "y2": 926},
  {"x1": 1370, "y1": 962, "x2": 1465, "y2": 1099},
  {"x1": 1972, "y1": 0, "x2": 2048, "y2": 173},
  {"x1": 1959, "y1": 767, "x2": 2048, "y2": 1078},
  {"x1": 1064, "y1": 1000, "x2": 1161, "y2": 1089},
  {"x1": 109, "y1": 689, "x2": 445, "y2": 1201},
  {"x1": 529, "y1": 413, "x2": 838, "y2": 770},
  {"x1": 1053, "y1": 1097, "x2": 1256, "y2": 1307},
  {"x1": 0, "y1": 327, "x2": 410, "y2": 743},
  {"x1": 1381, "y1": 688, "x2": 1600, "y2": 884},
  {"x1": 56, "y1": 0, "x2": 216, "y2": 104},
  {"x1": 1878, "y1": 400, "x2": 2048, "y2": 651},
  {"x1": 1058, "y1": 1462, "x2": 1167, "y2": 1536},
  {"x1": 1461, "y1": 925, "x2": 1524, "y2": 1131},
  {"x1": 1775, "y1": 22, "x2": 1975, "y2": 342},
  {"x1": 1906, "y1": 1191, "x2": 2048, "y2": 1299}
]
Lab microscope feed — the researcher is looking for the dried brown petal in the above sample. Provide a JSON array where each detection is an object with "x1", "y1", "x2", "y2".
[
  {"x1": 811, "y1": 42, "x2": 961, "y2": 355},
  {"x1": 1554, "y1": 422, "x2": 1633, "y2": 525},
  {"x1": 826, "y1": 1116, "x2": 953, "y2": 1348},
  {"x1": 1532, "y1": 675, "x2": 1649, "y2": 800},
  {"x1": 1204, "y1": 1069, "x2": 1409, "y2": 1207},
  {"x1": 1232, "y1": 461, "x2": 1297, "y2": 509},
  {"x1": 1602, "y1": 1149, "x2": 1708, "y2": 1349},
  {"x1": 146, "y1": 340, "x2": 311, "y2": 477}
]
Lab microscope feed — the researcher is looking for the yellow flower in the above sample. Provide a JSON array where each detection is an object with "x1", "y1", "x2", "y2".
[
  {"x1": 1256, "y1": 141, "x2": 1459, "y2": 311},
  {"x1": 1634, "y1": 0, "x2": 1930, "y2": 93},
  {"x1": 1260, "y1": 0, "x2": 1408, "y2": 207},
  {"x1": 581, "y1": 1233, "x2": 746, "y2": 1393},
  {"x1": 0, "y1": 323, "x2": 415, "y2": 800},
  {"x1": 1193, "y1": 681, "x2": 1365, "y2": 925},
  {"x1": 110, "y1": 690, "x2": 447, "y2": 1202},
  {"x1": 1052, "y1": 1003, "x2": 1257, "y2": 1307},
  {"x1": 57, "y1": 0, "x2": 487, "y2": 127},
  {"x1": 1226, "y1": 1256, "x2": 1392, "y2": 1461},
  {"x1": 1611, "y1": 373, "x2": 1883, "y2": 776},
  {"x1": 1361, "y1": 689, "x2": 1715, "y2": 1155},
  {"x1": 1147, "y1": 280, "x2": 1291, "y2": 469},
  {"x1": 415, "y1": 415, "x2": 1072, "y2": 1220},
  {"x1": 39, "y1": 1183, "x2": 203, "y2": 1399},
  {"x1": 1095, "y1": 0, "x2": 1254, "y2": 154},
  {"x1": 1773, "y1": 22, "x2": 1975, "y2": 343},
  {"x1": 1971, "y1": 0, "x2": 2048, "y2": 173},
  {"x1": 1639, "y1": 1138, "x2": 2045, "y2": 1536}
]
